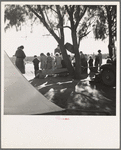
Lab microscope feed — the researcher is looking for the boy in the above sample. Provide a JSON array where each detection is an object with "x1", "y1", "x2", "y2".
[{"x1": 32, "y1": 55, "x2": 40, "y2": 76}]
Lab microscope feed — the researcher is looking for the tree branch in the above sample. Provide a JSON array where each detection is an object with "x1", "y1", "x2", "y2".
[
  {"x1": 70, "y1": 5, "x2": 75, "y2": 13},
  {"x1": 26, "y1": 5, "x2": 60, "y2": 43},
  {"x1": 65, "y1": 5, "x2": 74, "y2": 30},
  {"x1": 65, "y1": 5, "x2": 71, "y2": 16},
  {"x1": 37, "y1": 5, "x2": 46, "y2": 22},
  {"x1": 78, "y1": 30, "x2": 91, "y2": 46},
  {"x1": 44, "y1": 8, "x2": 53, "y2": 28},
  {"x1": 50, "y1": 6, "x2": 58, "y2": 14},
  {"x1": 56, "y1": 5, "x2": 64, "y2": 41},
  {"x1": 75, "y1": 6, "x2": 87, "y2": 29},
  {"x1": 26, "y1": 5, "x2": 43, "y2": 21},
  {"x1": 57, "y1": 25, "x2": 71, "y2": 30}
]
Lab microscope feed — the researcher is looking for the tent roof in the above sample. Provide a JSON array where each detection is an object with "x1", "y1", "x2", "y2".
[{"x1": 4, "y1": 52, "x2": 64, "y2": 115}]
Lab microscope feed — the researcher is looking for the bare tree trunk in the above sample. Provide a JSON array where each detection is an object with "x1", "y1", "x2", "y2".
[
  {"x1": 59, "y1": 41, "x2": 75, "y2": 76},
  {"x1": 72, "y1": 31, "x2": 82, "y2": 79},
  {"x1": 106, "y1": 6, "x2": 114, "y2": 59},
  {"x1": 108, "y1": 20, "x2": 113, "y2": 59}
]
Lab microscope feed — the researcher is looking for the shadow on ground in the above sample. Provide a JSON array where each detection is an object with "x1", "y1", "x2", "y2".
[{"x1": 30, "y1": 73, "x2": 116, "y2": 115}]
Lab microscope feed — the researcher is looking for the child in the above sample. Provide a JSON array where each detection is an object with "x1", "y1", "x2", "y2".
[{"x1": 32, "y1": 55, "x2": 40, "y2": 76}]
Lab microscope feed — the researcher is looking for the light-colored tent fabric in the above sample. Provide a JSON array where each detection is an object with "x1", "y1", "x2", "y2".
[{"x1": 4, "y1": 52, "x2": 64, "y2": 115}]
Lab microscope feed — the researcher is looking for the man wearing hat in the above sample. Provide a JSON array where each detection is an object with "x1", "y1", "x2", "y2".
[
  {"x1": 15, "y1": 45, "x2": 26, "y2": 74},
  {"x1": 54, "y1": 45, "x2": 61, "y2": 54},
  {"x1": 98, "y1": 50, "x2": 102, "y2": 71}
]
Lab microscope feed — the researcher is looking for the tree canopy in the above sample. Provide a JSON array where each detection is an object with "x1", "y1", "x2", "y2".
[{"x1": 4, "y1": 4, "x2": 117, "y2": 78}]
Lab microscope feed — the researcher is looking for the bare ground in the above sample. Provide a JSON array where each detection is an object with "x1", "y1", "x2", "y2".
[{"x1": 30, "y1": 73, "x2": 116, "y2": 115}]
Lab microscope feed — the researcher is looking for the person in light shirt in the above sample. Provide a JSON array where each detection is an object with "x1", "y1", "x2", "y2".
[
  {"x1": 54, "y1": 53, "x2": 62, "y2": 69},
  {"x1": 46, "y1": 52, "x2": 53, "y2": 69}
]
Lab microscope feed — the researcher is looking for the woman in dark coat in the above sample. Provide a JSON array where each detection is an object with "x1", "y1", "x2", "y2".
[{"x1": 15, "y1": 45, "x2": 26, "y2": 74}]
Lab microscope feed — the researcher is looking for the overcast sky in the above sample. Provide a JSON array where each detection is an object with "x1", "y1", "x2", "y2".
[
  {"x1": 2, "y1": 1, "x2": 119, "y2": 57},
  {"x1": 3, "y1": 23, "x2": 109, "y2": 57}
]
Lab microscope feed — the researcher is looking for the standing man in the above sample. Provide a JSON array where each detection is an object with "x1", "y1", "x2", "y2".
[
  {"x1": 54, "y1": 45, "x2": 61, "y2": 54},
  {"x1": 32, "y1": 55, "x2": 40, "y2": 76},
  {"x1": 98, "y1": 50, "x2": 102, "y2": 71},
  {"x1": 94, "y1": 55, "x2": 99, "y2": 72},
  {"x1": 88, "y1": 56, "x2": 93, "y2": 73},
  {"x1": 15, "y1": 45, "x2": 26, "y2": 74}
]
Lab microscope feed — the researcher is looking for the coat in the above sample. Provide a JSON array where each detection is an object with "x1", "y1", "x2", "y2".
[
  {"x1": 15, "y1": 49, "x2": 26, "y2": 74},
  {"x1": 46, "y1": 56, "x2": 53, "y2": 69}
]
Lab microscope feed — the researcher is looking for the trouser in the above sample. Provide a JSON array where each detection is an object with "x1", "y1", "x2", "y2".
[
  {"x1": 98, "y1": 63, "x2": 102, "y2": 71},
  {"x1": 34, "y1": 66, "x2": 39, "y2": 76}
]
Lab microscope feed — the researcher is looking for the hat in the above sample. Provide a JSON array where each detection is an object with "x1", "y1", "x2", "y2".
[
  {"x1": 55, "y1": 52, "x2": 60, "y2": 56},
  {"x1": 18, "y1": 45, "x2": 24, "y2": 50},
  {"x1": 98, "y1": 50, "x2": 101, "y2": 52}
]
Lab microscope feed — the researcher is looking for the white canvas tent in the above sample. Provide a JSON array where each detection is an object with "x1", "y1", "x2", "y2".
[{"x1": 4, "y1": 52, "x2": 64, "y2": 115}]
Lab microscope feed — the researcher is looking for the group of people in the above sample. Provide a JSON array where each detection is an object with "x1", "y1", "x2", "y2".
[
  {"x1": 14, "y1": 45, "x2": 65, "y2": 76},
  {"x1": 14, "y1": 45, "x2": 102, "y2": 77},
  {"x1": 33, "y1": 52, "x2": 64, "y2": 76},
  {"x1": 72, "y1": 50, "x2": 102, "y2": 73},
  {"x1": 88, "y1": 50, "x2": 102, "y2": 73}
]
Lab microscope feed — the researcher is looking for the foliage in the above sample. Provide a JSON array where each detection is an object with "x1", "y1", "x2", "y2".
[
  {"x1": 4, "y1": 5, "x2": 26, "y2": 31},
  {"x1": 93, "y1": 5, "x2": 117, "y2": 41},
  {"x1": 4, "y1": 4, "x2": 117, "y2": 77}
]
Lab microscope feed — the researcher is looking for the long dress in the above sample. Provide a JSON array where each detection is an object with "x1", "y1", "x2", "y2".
[
  {"x1": 15, "y1": 49, "x2": 26, "y2": 74},
  {"x1": 40, "y1": 55, "x2": 47, "y2": 70},
  {"x1": 55, "y1": 56, "x2": 62, "y2": 69},
  {"x1": 46, "y1": 56, "x2": 53, "y2": 69}
]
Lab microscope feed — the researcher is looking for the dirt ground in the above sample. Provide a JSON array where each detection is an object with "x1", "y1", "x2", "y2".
[{"x1": 30, "y1": 73, "x2": 116, "y2": 115}]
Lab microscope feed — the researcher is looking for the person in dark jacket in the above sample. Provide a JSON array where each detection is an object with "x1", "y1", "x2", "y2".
[
  {"x1": 88, "y1": 56, "x2": 93, "y2": 72},
  {"x1": 15, "y1": 45, "x2": 26, "y2": 74},
  {"x1": 94, "y1": 55, "x2": 99, "y2": 72},
  {"x1": 32, "y1": 55, "x2": 40, "y2": 76},
  {"x1": 80, "y1": 51, "x2": 87, "y2": 74},
  {"x1": 97, "y1": 50, "x2": 102, "y2": 71}
]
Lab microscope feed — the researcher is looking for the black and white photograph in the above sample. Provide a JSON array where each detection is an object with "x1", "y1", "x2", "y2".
[{"x1": 1, "y1": 1, "x2": 120, "y2": 149}]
